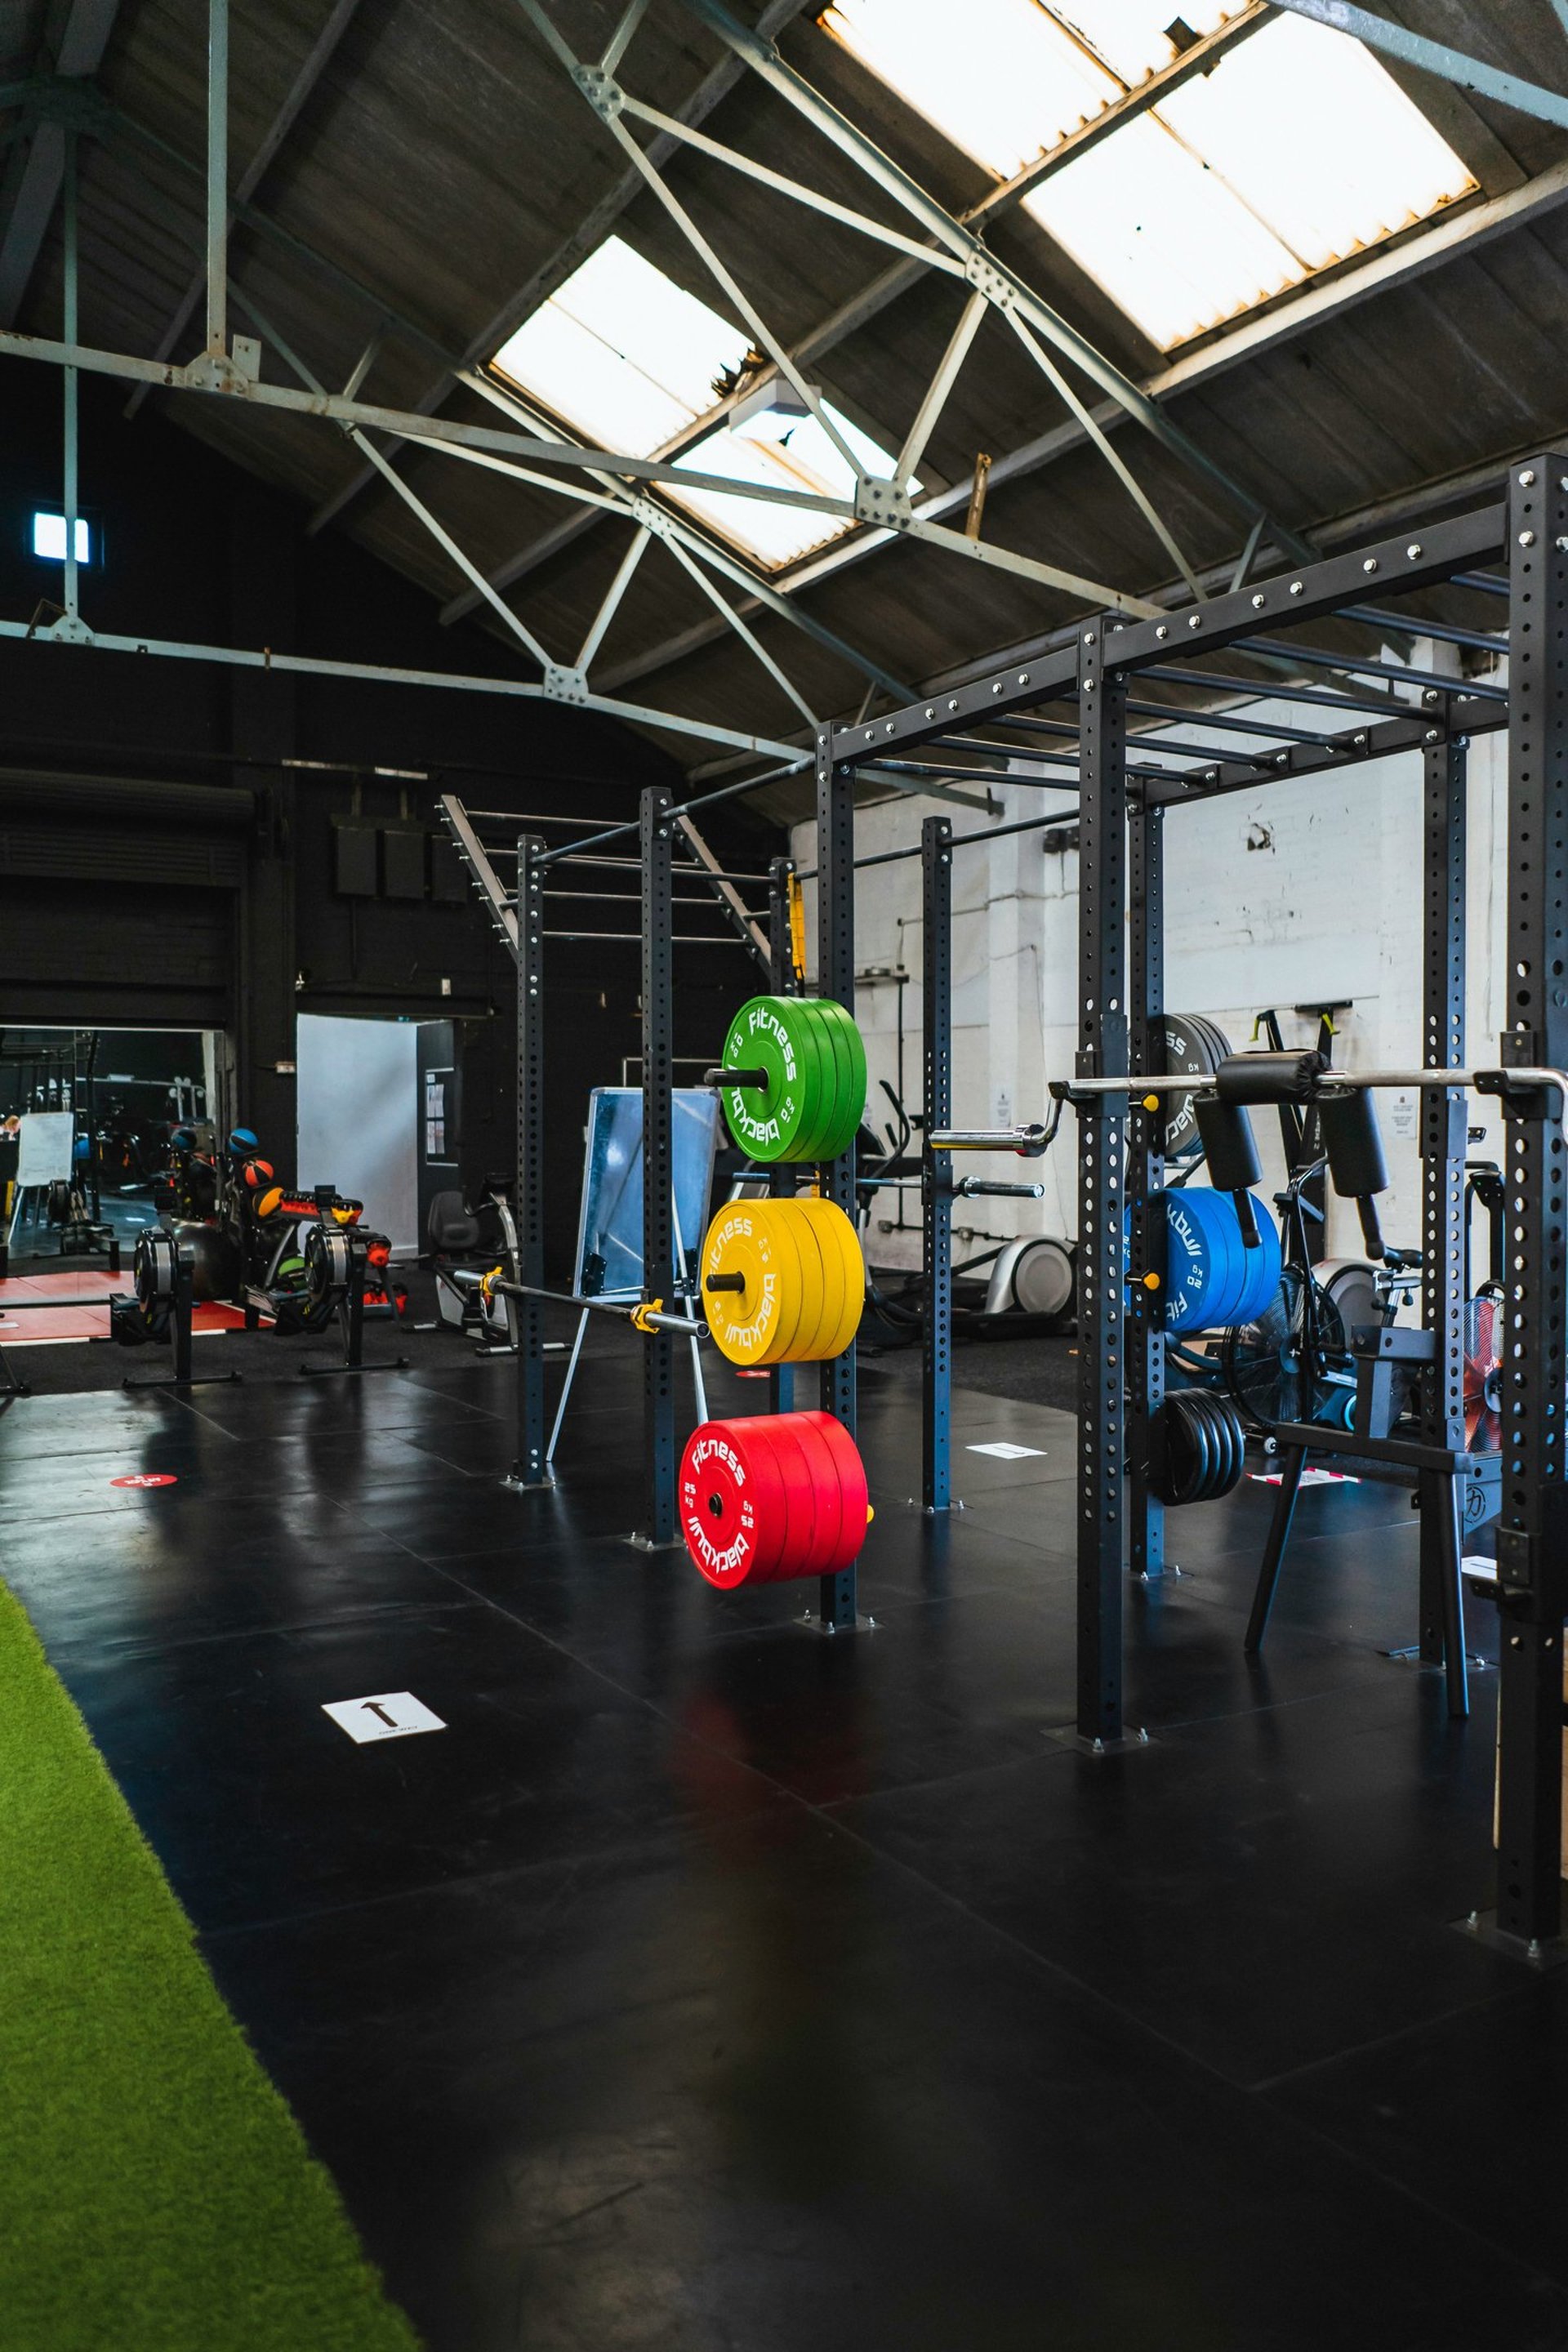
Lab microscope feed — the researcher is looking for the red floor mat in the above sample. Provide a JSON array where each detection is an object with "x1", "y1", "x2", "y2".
[{"x1": 0, "y1": 1271, "x2": 249, "y2": 1346}]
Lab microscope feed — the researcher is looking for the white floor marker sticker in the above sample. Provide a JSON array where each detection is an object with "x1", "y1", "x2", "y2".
[
  {"x1": 967, "y1": 1441, "x2": 1046, "y2": 1460},
  {"x1": 323, "y1": 1692, "x2": 447, "y2": 1744}
]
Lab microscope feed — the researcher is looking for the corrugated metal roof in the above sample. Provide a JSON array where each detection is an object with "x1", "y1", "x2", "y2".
[{"x1": 10, "y1": 0, "x2": 1567, "y2": 813}]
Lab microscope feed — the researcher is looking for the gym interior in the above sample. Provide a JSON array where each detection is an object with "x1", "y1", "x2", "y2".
[{"x1": 2, "y1": 6, "x2": 1567, "y2": 2349}]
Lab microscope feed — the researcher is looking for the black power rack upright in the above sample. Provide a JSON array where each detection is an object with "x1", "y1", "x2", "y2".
[{"x1": 813, "y1": 470, "x2": 1561, "y2": 1950}]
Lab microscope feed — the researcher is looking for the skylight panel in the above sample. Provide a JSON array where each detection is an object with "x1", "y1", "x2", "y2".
[
  {"x1": 670, "y1": 403, "x2": 912, "y2": 571},
  {"x1": 1049, "y1": 1, "x2": 1238, "y2": 89},
  {"x1": 821, "y1": 0, "x2": 1120, "y2": 180},
  {"x1": 492, "y1": 234, "x2": 908, "y2": 572},
  {"x1": 822, "y1": 2, "x2": 1476, "y2": 352},
  {"x1": 491, "y1": 234, "x2": 749, "y2": 457},
  {"x1": 1156, "y1": 14, "x2": 1477, "y2": 277},
  {"x1": 1023, "y1": 113, "x2": 1303, "y2": 352},
  {"x1": 1026, "y1": 16, "x2": 1474, "y2": 345}
]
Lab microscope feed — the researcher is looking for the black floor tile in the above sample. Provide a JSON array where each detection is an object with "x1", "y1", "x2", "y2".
[
  {"x1": 0, "y1": 1423, "x2": 492, "y2": 1523},
  {"x1": 2, "y1": 1490, "x2": 456, "y2": 1656},
  {"x1": 6, "y1": 1363, "x2": 1552, "y2": 2350},
  {"x1": 174, "y1": 1374, "x2": 502, "y2": 1442},
  {"x1": 1266, "y1": 1969, "x2": 1568, "y2": 2287},
  {"x1": 837, "y1": 1669, "x2": 1522, "y2": 2087},
  {"x1": 204, "y1": 1815, "x2": 1568, "y2": 2352},
  {"x1": 1175, "y1": 1517, "x2": 1503, "y2": 1662},
  {"x1": 0, "y1": 1385, "x2": 205, "y2": 1459},
  {"x1": 438, "y1": 1539, "x2": 1389, "y2": 1807},
  {"x1": 53, "y1": 1603, "x2": 786, "y2": 1932}
]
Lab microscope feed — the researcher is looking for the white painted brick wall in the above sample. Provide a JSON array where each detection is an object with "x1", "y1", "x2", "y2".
[{"x1": 793, "y1": 686, "x2": 1509, "y2": 1272}]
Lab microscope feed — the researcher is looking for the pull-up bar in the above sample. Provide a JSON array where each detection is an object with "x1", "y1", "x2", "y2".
[
  {"x1": 537, "y1": 755, "x2": 812, "y2": 868},
  {"x1": 1237, "y1": 636, "x2": 1509, "y2": 702}
]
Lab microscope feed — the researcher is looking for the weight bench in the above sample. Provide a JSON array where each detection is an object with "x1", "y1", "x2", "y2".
[{"x1": 1246, "y1": 1412, "x2": 1499, "y2": 1719}]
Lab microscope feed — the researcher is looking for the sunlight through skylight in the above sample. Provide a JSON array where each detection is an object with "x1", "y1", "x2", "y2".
[
  {"x1": 673, "y1": 403, "x2": 911, "y2": 571},
  {"x1": 822, "y1": 1, "x2": 1475, "y2": 349},
  {"x1": 492, "y1": 235, "x2": 749, "y2": 456},
  {"x1": 491, "y1": 234, "x2": 909, "y2": 570}
]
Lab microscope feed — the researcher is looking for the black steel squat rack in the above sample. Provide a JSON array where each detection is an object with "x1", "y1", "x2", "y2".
[{"x1": 810, "y1": 462, "x2": 1566, "y2": 1949}]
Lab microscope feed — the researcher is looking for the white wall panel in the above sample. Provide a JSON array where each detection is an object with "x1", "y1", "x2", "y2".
[
  {"x1": 296, "y1": 1013, "x2": 418, "y2": 1255},
  {"x1": 795, "y1": 671, "x2": 1508, "y2": 1270}
]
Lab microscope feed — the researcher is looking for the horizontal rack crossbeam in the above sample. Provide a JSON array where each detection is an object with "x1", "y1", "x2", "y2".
[{"x1": 831, "y1": 503, "x2": 1510, "y2": 762}]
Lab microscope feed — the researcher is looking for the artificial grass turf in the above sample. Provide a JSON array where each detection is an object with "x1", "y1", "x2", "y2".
[{"x1": 0, "y1": 1580, "x2": 421, "y2": 2352}]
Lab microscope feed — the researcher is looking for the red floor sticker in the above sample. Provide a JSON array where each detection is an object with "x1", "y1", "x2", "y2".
[{"x1": 109, "y1": 1472, "x2": 180, "y2": 1489}]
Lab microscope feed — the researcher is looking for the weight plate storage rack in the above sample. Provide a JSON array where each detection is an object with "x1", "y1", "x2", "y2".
[{"x1": 439, "y1": 760, "x2": 873, "y2": 1634}]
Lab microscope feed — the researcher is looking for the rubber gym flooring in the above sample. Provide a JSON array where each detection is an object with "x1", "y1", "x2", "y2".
[{"x1": 3, "y1": 1312, "x2": 1566, "y2": 2352}]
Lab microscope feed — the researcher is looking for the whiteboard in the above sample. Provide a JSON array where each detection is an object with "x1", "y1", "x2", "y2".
[
  {"x1": 572, "y1": 1089, "x2": 719, "y2": 1301},
  {"x1": 296, "y1": 1015, "x2": 419, "y2": 1254},
  {"x1": 16, "y1": 1111, "x2": 74, "y2": 1187}
]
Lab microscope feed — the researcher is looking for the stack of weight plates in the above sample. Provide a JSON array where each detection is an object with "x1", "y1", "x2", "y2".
[
  {"x1": 1159, "y1": 1014, "x2": 1232, "y2": 1160},
  {"x1": 1156, "y1": 1186, "x2": 1282, "y2": 1334},
  {"x1": 1147, "y1": 1390, "x2": 1247, "y2": 1506},
  {"x1": 701, "y1": 1197, "x2": 863, "y2": 1366},
  {"x1": 719, "y1": 996, "x2": 867, "y2": 1164},
  {"x1": 679, "y1": 1410, "x2": 871, "y2": 1588}
]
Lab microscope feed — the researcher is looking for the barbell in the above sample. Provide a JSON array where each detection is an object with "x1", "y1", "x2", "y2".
[{"x1": 679, "y1": 1409, "x2": 871, "y2": 1588}]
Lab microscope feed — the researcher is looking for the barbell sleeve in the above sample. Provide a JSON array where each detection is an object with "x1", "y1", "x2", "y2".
[
  {"x1": 703, "y1": 1066, "x2": 770, "y2": 1089},
  {"x1": 927, "y1": 1124, "x2": 1050, "y2": 1156},
  {"x1": 947, "y1": 1178, "x2": 1046, "y2": 1199},
  {"x1": 704, "y1": 1271, "x2": 746, "y2": 1293}
]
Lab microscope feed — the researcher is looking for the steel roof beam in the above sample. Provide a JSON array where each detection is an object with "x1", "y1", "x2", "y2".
[
  {"x1": 125, "y1": 0, "x2": 362, "y2": 416},
  {"x1": 0, "y1": 0, "x2": 118, "y2": 326},
  {"x1": 671, "y1": 0, "x2": 1291, "y2": 543},
  {"x1": 308, "y1": 0, "x2": 816, "y2": 535},
  {"x1": 442, "y1": 0, "x2": 1273, "y2": 632},
  {"x1": 597, "y1": 149, "x2": 1568, "y2": 698},
  {"x1": 1268, "y1": 1, "x2": 1568, "y2": 132}
]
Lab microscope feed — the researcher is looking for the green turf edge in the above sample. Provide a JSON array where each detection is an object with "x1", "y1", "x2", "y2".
[{"x1": 0, "y1": 1579, "x2": 422, "y2": 2352}]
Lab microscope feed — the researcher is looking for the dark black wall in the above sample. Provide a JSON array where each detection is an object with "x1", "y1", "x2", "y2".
[{"x1": 0, "y1": 369, "x2": 777, "y2": 1266}]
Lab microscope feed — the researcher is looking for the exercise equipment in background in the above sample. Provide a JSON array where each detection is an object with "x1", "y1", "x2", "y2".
[
  {"x1": 1159, "y1": 1014, "x2": 1232, "y2": 1160},
  {"x1": 0, "y1": 1227, "x2": 239, "y2": 1400},
  {"x1": 1153, "y1": 1186, "x2": 1283, "y2": 1334},
  {"x1": 679, "y1": 1410, "x2": 871, "y2": 1588},
  {"x1": 982, "y1": 1233, "x2": 1076, "y2": 1325},
  {"x1": 110, "y1": 1230, "x2": 241, "y2": 1392},
  {"x1": 548, "y1": 1088, "x2": 719, "y2": 1463},
  {"x1": 425, "y1": 1178, "x2": 522, "y2": 1351}
]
